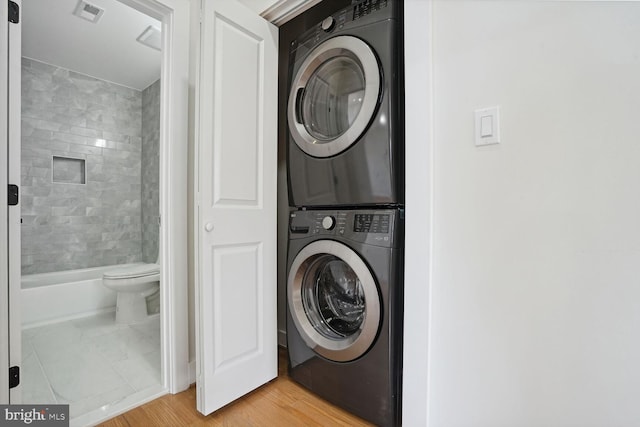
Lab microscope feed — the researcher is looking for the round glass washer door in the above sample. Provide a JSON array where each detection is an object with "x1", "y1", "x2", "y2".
[
  {"x1": 288, "y1": 36, "x2": 381, "y2": 158},
  {"x1": 288, "y1": 240, "x2": 381, "y2": 362}
]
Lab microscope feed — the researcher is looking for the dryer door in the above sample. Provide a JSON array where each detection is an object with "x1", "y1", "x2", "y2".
[
  {"x1": 288, "y1": 240, "x2": 381, "y2": 362},
  {"x1": 288, "y1": 36, "x2": 381, "y2": 158}
]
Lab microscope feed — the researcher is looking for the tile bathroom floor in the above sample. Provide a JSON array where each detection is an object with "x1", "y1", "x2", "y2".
[{"x1": 21, "y1": 312, "x2": 162, "y2": 421}]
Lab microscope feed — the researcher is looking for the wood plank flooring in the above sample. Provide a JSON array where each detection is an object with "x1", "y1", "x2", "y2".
[{"x1": 98, "y1": 348, "x2": 374, "y2": 427}]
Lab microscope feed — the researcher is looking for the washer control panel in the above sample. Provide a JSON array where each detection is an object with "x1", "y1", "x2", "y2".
[
  {"x1": 289, "y1": 209, "x2": 403, "y2": 248},
  {"x1": 309, "y1": 211, "x2": 347, "y2": 235},
  {"x1": 353, "y1": 0, "x2": 388, "y2": 20},
  {"x1": 321, "y1": 215, "x2": 336, "y2": 230},
  {"x1": 353, "y1": 213, "x2": 390, "y2": 233},
  {"x1": 321, "y1": 16, "x2": 336, "y2": 32}
]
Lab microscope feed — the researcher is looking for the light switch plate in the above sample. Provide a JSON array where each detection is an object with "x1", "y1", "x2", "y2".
[{"x1": 475, "y1": 106, "x2": 500, "y2": 146}]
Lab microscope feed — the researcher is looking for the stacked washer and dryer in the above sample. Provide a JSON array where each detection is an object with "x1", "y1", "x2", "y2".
[{"x1": 285, "y1": 1, "x2": 404, "y2": 426}]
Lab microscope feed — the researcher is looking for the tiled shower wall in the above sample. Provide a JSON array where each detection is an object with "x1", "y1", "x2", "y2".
[
  {"x1": 141, "y1": 80, "x2": 160, "y2": 264},
  {"x1": 21, "y1": 58, "x2": 159, "y2": 275}
]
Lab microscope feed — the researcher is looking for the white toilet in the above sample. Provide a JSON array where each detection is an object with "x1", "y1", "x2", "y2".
[{"x1": 103, "y1": 263, "x2": 160, "y2": 324}]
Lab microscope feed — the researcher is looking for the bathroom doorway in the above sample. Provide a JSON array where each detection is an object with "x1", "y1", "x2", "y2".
[{"x1": 10, "y1": 0, "x2": 190, "y2": 422}]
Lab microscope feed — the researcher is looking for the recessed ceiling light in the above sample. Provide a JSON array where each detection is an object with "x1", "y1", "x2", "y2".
[
  {"x1": 137, "y1": 26, "x2": 162, "y2": 51},
  {"x1": 73, "y1": 0, "x2": 105, "y2": 23}
]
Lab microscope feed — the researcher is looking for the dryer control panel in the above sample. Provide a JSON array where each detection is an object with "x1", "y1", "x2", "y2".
[{"x1": 289, "y1": 0, "x2": 399, "y2": 59}]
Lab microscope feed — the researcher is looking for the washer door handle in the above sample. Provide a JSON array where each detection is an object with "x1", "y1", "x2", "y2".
[
  {"x1": 294, "y1": 88, "x2": 305, "y2": 124},
  {"x1": 204, "y1": 222, "x2": 214, "y2": 232}
]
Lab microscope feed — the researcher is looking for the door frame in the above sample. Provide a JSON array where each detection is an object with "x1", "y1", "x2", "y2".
[
  {"x1": 1, "y1": 0, "x2": 11, "y2": 404},
  {"x1": 402, "y1": 1, "x2": 433, "y2": 425},
  {"x1": 3, "y1": 0, "x2": 191, "y2": 402},
  {"x1": 8, "y1": 0, "x2": 21, "y2": 404},
  {"x1": 119, "y1": 0, "x2": 191, "y2": 394}
]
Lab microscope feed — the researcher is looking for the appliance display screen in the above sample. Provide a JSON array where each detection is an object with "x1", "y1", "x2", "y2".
[{"x1": 354, "y1": 214, "x2": 390, "y2": 233}]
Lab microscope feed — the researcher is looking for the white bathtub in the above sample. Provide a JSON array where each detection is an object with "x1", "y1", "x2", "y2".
[{"x1": 21, "y1": 264, "x2": 142, "y2": 328}]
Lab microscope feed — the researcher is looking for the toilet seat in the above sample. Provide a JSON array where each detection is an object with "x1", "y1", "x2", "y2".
[
  {"x1": 103, "y1": 263, "x2": 160, "y2": 280},
  {"x1": 103, "y1": 263, "x2": 160, "y2": 293}
]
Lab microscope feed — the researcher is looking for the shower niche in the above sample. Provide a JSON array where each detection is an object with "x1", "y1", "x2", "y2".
[{"x1": 52, "y1": 156, "x2": 86, "y2": 185}]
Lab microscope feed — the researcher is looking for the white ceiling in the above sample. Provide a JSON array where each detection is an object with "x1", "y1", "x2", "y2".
[{"x1": 22, "y1": 0, "x2": 162, "y2": 91}]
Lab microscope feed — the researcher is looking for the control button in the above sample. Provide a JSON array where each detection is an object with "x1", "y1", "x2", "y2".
[
  {"x1": 321, "y1": 216, "x2": 336, "y2": 230},
  {"x1": 321, "y1": 16, "x2": 335, "y2": 32}
]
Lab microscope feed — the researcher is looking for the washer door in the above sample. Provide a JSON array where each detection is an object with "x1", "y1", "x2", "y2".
[
  {"x1": 288, "y1": 240, "x2": 381, "y2": 362},
  {"x1": 288, "y1": 36, "x2": 381, "y2": 158}
]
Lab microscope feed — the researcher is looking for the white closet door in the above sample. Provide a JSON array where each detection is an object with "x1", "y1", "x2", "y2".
[{"x1": 195, "y1": 0, "x2": 278, "y2": 416}]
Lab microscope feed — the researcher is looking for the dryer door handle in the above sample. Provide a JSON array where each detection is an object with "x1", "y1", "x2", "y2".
[{"x1": 294, "y1": 88, "x2": 305, "y2": 124}]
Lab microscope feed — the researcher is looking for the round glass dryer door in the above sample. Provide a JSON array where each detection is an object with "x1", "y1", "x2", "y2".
[
  {"x1": 288, "y1": 36, "x2": 381, "y2": 158},
  {"x1": 288, "y1": 240, "x2": 381, "y2": 362}
]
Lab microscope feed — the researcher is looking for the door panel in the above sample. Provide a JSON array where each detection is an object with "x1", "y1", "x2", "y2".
[
  {"x1": 196, "y1": 0, "x2": 278, "y2": 416},
  {"x1": 212, "y1": 16, "x2": 262, "y2": 207},
  {"x1": 212, "y1": 243, "x2": 261, "y2": 365}
]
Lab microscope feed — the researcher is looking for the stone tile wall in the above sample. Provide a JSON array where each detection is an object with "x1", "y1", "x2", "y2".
[
  {"x1": 141, "y1": 80, "x2": 160, "y2": 264},
  {"x1": 21, "y1": 58, "x2": 150, "y2": 275}
]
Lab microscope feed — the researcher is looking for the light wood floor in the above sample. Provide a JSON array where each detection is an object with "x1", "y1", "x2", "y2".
[{"x1": 98, "y1": 348, "x2": 374, "y2": 427}]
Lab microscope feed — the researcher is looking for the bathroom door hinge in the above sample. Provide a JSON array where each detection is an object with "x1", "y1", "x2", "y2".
[
  {"x1": 8, "y1": 0, "x2": 19, "y2": 23},
  {"x1": 8, "y1": 184, "x2": 18, "y2": 206},
  {"x1": 9, "y1": 366, "x2": 19, "y2": 389}
]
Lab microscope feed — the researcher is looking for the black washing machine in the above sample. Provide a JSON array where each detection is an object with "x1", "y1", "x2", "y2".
[
  {"x1": 286, "y1": 208, "x2": 404, "y2": 426},
  {"x1": 286, "y1": 0, "x2": 404, "y2": 208}
]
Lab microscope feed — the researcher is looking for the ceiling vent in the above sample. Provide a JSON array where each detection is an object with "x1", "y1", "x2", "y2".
[
  {"x1": 73, "y1": 0, "x2": 104, "y2": 23},
  {"x1": 137, "y1": 26, "x2": 162, "y2": 51}
]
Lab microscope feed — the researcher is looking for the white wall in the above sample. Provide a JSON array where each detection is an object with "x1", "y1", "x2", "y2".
[{"x1": 428, "y1": 1, "x2": 640, "y2": 426}]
